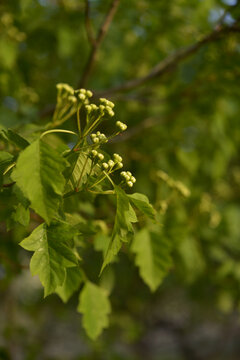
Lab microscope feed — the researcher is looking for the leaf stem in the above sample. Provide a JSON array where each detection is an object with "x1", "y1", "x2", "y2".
[
  {"x1": 40, "y1": 129, "x2": 78, "y2": 139},
  {"x1": 77, "y1": 106, "x2": 82, "y2": 136}
]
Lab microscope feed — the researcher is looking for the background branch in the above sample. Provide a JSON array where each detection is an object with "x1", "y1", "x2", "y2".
[
  {"x1": 40, "y1": 19, "x2": 239, "y2": 119},
  {"x1": 84, "y1": 0, "x2": 96, "y2": 46},
  {"x1": 97, "y1": 22, "x2": 240, "y2": 96},
  {"x1": 79, "y1": 0, "x2": 121, "y2": 88}
]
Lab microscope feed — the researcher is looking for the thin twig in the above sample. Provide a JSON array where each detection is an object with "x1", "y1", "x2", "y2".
[
  {"x1": 84, "y1": 0, "x2": 96, "y2": 46},
  {"x1": 96, "y1": 22, "x2": 240, "y2": 96},
  {"x1": 79, "y1": 0, "x2": 121, "y2": 88}
]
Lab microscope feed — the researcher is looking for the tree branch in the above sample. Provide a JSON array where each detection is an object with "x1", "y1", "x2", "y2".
[
  {"x1": 40, "y1": 20, "x2": 240, "y2": 119},
  {"x1": 79, "y1": 0, "x2": 121, "y2": 88},
  {"x1": 96, "y1": 22, "x2": 240, "y2": 96},
  {"x1": 84, "y1": 0, "x2": 96, "y2": 46}
]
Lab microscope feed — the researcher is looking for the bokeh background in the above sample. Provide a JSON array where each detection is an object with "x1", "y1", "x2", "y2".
[{"x1": 1, "y1": 0, "x2": 240, "y2": 359}]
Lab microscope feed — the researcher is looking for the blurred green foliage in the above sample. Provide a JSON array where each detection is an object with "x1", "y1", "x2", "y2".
[{"x1": 1, "y1": 0, "x2": 240, "y2": 359}]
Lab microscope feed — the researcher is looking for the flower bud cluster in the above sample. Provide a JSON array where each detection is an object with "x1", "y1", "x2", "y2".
[
  {"x1": 99, "y1": 98, "x2": 115, "y2": 109},
  {"x1": 116, "y1": 121, "x2": 127, "y2": 131},
  {"x1": 85, "y1": 104, "x2": 115, "y2": 118},
  {"x1": 101, "y1": 153, "x2": 124, "y2": 172},
  {"x1": 120, "y1": 171, "x2": 136, "y2": 187},
  {"x1": 99, "y1": 98, "x2": 115, "y2": 117},
  {"x1": 75, "y1": 88, "x2": 93, "y2": 102},
  {"x1": 56, "y1": 85, "x2": 93, "y2": 108},
  {"x1": 90, "y1": 150, "x2": 104, "y2": 161},
  {"x1": 90, "y1": 131, "x2": 108, "y2": 144}
]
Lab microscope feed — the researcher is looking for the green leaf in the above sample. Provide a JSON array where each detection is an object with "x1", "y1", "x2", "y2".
[
  {"x1": 77, "y1": 282, "x2": 111, "y2": 340},
  {"x1": 56, "y1": 267, "x2": 83, "y2": 303},
  {"x1": 94, "y1": 233, "x2": 111, "y2": 257},
  {"x1": 132, "y1": 229, "x2": 172, "y2": 292},
  {"x1": 128, "y1": 193, "x2": 156, "y2": 221},
  {"x1": 20, "y1": 222, "x2": 78, "y2": 297},
  {"x1": 65, "y1": 152, "x2": 92, "y2": 191},
  {"x1": 0, "y1": 151, "x2": 14, "y2": 185},
  {"x1": 101, "y1": 186, "x2": 137, "y2": 273},
  {"x1": 11, "y1": 203, "x2": 30, "y2": 227},
  {"x1": 12, "y1": 139, "x2": 68, "y2": 223},
  {"x1": 1, "y1": 129, "x2": 30, "y2": 149}
]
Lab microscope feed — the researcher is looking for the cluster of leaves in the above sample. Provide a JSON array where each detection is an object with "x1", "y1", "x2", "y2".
[{"x1": 0, "y1": 84, "x2": 173, "y2": 339}]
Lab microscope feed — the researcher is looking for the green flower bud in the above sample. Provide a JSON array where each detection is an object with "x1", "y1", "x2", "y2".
[
  {"x1": 127, "y1": 181, "x2": 133, "y2": 187},
  {"x1": 120, "y1": 123, "x2": 127, "y2": 131},
  {"x1": 91, "y1": 150, "x2": 98, "y2": 157},
  {"x1": 131, "y1": 176, "x2": 136, "y2": 183},
  {"x1": 102, "y1": 162, "x2": 109, "y2": 170},
  {"x1": 113, "y1": 153, "x2": 122, "y2": 162},
  {"x1": 68, "y1": 95, "x2": 77, "y2": 103},
  {"x1": 97, "y1": 153, "x2": 104, "y2": 161},
  {"x1": 108, "y1": 110, "x2": 115, "y2": 117},
  {"x1": 78, "y1": 93, "x2": 86, "y2": 101},
  {"x1": 121, "y1": 171, "x2": 127, "y2": 177},
  {"x1": 99, "y1": 134, "x2": 107, "y2": 141},
  {"x1": 93, "y1": 137, "x2": 99, "y2": 143},
  {"x1": 86, "y1": 90, "x2": 93, "y2": 97},
  {"x1": 108, "y1": 160, "x2": 115, "y2": 167},
  {"x1": 107, "y1": 100, "x2": 115, "y2": 108}
]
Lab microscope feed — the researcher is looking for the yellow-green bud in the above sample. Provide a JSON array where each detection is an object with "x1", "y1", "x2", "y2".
[
  {"x1": 98, "y1": 153, "x2": 104, "y2": 161},
  {"x1": 102, "y1": 163, "x2": 109, "y2": 170},
  {"x1": 78, "y1": 93, "x2": 86, "y2": 101},
  {"x1": 108, "y1": 160, "x2": 114, "y2": 167},
  {"x1": 91, "y1": 150, "x2": 98, "y2": 157},
  {"x1": 86, "y1": 90, "x2": 93, "y2": 97}
]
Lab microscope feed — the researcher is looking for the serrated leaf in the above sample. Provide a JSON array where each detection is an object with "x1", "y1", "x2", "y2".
[
  {"x1": 128, "y1": 193, "x2": 156, "y2": 221},
  {"x1": 101, "y1": 186, "x2": 137, "y2": 273},
  {"x1": 20, "y1": 222, "x2": 78, "y2": 297},
  {"x1": 56, "y1": 266, "x2": 83, "y2": 303},
  {"x1": 132, "y1": 229, "x2": 172, "y2": 292},
  {"x1": 1, "y1": 129, "x2": 29, "y2": 149},
  {"x1": 78, "y1": 282, "x2": 111, "y2": 340},
  {"x1": 12, "y1": 139, "x2": 68, "y2": 223}
]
